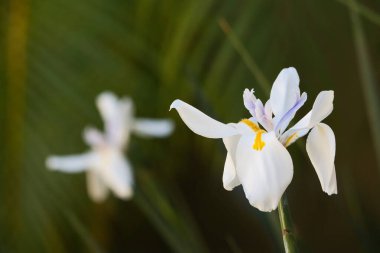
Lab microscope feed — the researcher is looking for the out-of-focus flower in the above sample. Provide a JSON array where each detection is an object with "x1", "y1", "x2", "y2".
[
  {"x1": 170, "y1": 67, "x2": 336, "y2": 212},
  {"x1": 47, "y1": 92, "x2": 174, "y2": 202}
]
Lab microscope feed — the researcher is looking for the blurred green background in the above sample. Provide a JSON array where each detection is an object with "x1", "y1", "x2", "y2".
[{"x1": 1, "y1": 0, "x2": 380, "y2": 252}]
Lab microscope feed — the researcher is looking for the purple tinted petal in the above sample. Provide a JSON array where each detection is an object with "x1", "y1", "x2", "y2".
[
  {"x1": 254, "y1": 99, "x2": 264, "y2": 119},
  {"x1": 264, "y1": 101, "x2": 272, "y2": 118},
  {"x1": 253, "y1": 99, "x2": 273, "y2": 131},
  {"x1": 275, "y1": 92, "x2": 307, "y2": 134},
  {"x1": 243, "y1": 89, "x2": 256, "y2": 117}
]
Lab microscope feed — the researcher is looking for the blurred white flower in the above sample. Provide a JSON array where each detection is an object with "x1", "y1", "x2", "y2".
[
  {"x1": 170, "y1": 67, "x2": 336, "y2": 212},
  {"x1": 46, "y1": 92, "x2": 174, "y2": 202}
]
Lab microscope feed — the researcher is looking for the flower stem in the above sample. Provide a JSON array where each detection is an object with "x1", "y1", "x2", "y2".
[{"x1": 278, "y1": 195, "x2": 298, "y2": 253}]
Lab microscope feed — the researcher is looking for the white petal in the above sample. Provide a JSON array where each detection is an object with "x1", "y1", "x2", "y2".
[
  {"x1": 223, "y1": 154, "x2": 241, "y2": 191},
  {"x1": 132, "y1": 118, "x2": 174, "y2": 138},
  {"x1": 289, "y1": 111, "x2": 312, "y2": 131},
  {"x1": 280, "y1": 90, "x2": 334, "y2": 147},
  {"x1": 83, "y1": 127, "x2": 105, "y2": 146},
  {"x1": 99, "y1": 150, "x2": 134, "y2": 200},
  {"x1": 97, "y1": 92, "x2": 122, "y2": 123},
  {"x1": 284, "y1": 90, "x2": 334, "y2": 132},
  {"x1": 235, "y1": 120, "x2": 257, "y2": 135},
  {"x1": 306, "y1": 123, "x2": 337, "y2": 195},
  {"x1": 327, "y1": 167, "x2": 338, "y2": 194},
  {"x1": 170, "y1": 99, "x2": 238, "y2": 138},
  {"x1": 279, "y1": 111, "x2": 311, "y2": 147},
  {"x1": 280, "y1": 127, "x2": 310, "y2": 147},
  {"x1": 236, "y1": 132, "x2": 293, "y2": 212},
  {"x1": 310, "y1": 91, "x2": 334, "y2": 126},
  {"x1": 270, "y1": 67, "x2": 300, "y2": 118},
  {"x1": 223, "y1": 134, "x2": 241, "y2": 164},
  {"x1": 86, "y1": 170, "x2": 109, "y2": 202},
  {"x1": 222, "y1": 135, "x2": 242, "y2": 190},
  {"x1": 96, "y1": 92, "x2": 133, "y2": 148},
  {"x1": 46, "y1": 152, "x2": 97, "y2": 173}
]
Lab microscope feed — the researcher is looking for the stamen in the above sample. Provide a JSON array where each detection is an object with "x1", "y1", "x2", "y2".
[{"x1": 241, "y1": 118, "x2": 266, "y2": 151}]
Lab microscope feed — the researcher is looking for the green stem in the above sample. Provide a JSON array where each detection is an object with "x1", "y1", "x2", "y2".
[{"x1": 278, "y1": 196, "x2": 298, "y2": 253}]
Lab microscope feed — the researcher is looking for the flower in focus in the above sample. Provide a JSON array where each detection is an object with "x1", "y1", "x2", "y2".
[
  {"x1": 46, "y1": 92, "x2": 174, "y2": 202},
  {"x1": 170, "y1": 67, "x2": 336, "y2": 212}
]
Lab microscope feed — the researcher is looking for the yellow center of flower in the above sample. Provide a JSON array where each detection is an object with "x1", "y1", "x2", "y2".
[{"x1": 241, "y1": 119, "x2": 266, "y2": 151}]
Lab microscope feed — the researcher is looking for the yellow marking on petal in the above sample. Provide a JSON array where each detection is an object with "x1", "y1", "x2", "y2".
[
  {"x1": 285, "y1": 133, "x2": 298, "y2": 147},
  {"x1": 253, "y1": 131, "x2": 266, "y2": 150},
  {"x1": 241, "y1": 118, "x2": 261, "y2": 132},
  {"x1": 241, "y1": 119, "x2": 266, "y2": 151}
]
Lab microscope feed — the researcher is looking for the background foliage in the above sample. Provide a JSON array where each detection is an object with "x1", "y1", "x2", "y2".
[{"x1": 1, "y1": 0, "x2": 380, "y2": 252}]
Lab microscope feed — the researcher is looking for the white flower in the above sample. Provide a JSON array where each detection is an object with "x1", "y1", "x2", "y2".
[
  {"x1": 170, "y1": 67, "x2": 336, "y2": 212},
  {"x1": 46, "y1": 92, "x2": 174, "y2": 202}
]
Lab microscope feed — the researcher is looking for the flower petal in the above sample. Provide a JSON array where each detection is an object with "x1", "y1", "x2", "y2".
[
  {"x1": 83, "y1": 127, "x2": 105, "y2": 146},
  {"x1": 280, "y1": 127, "x2": 310, "y2": 147},
  {"x1": 270, "y1": 67, "x2": 300, "y2": 118},
  {"x1": 100, "y1": 151, "x2": 134, "y2": 200},
  {"x1": 243, "y1": 88, "x2": 257, "y2": 116},
  {"x1": 306, "y1": 123, "x2": 337, "y2": 195},
  {"x1": 264, "y1": 100, "x2": 272, "y2": 117},
  {"x1": 46, "y1": 152, "x2": 97, "y2": 173},
  {"x1": 170, "y1": 99, "x2": 238, "y2": 138},
  {"x1": 86, "y1": 170, "x2": 109, "y2": 202},
  {"x1": 236, "y1": 132, "x2": 293, "y2": 211},
  {"x1": 223, "y1": 154, "x2": 241, "y2": 191},
  {"x1": 310, "y1": 90, "x2": 334, "y2": 126},
  {"x1": 132, "y1": 118, "x2": 174, "y2": 138},
  {"x1": 222, "y1": 135, "x2": 242, "y2": 190},
  {"x1": 96, "y1": 92, "x2": 133, "y2": 148},
  {"x1": 274, "y1": 92, "x2": 307, "y2": 135},
  {"x1": 260, "y1": 101, "x2": 274, "y2": 132},
  {"x1": 327, "y1": 166, "x2": 337, "y2": 194},
  {"x1": 280, "y1": 90, "x2": 334, "y2": 147}
]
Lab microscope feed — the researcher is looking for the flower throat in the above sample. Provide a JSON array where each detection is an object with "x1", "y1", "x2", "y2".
[{"x1": 241, "y1": 119, "x2": 266, "y2": 151}]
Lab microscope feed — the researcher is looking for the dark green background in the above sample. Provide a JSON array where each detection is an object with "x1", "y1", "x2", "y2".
[{"x1": 1, "y1": 0, "x2": 380, "y2": 252}]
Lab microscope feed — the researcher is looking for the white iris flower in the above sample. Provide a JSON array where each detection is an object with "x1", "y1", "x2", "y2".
[
  {"x1": 170, "y1": 67, "x2": 336, "y2": 212},
  {"x1": 46, "y1": 92, "x2": 174, "y2": 202}
]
